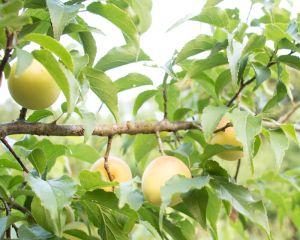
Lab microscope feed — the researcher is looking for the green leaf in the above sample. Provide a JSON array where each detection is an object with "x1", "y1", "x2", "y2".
[
  {"x1": 76, "y1": 17, "x2": 97, "y2": 65},
  {"x1": 191, "y1": 7, "x2": 228, "y2": 28},
  {"x1": 229, "y1": 109, "x2": 262, "y2": 172},
  {"x1": 27, "y1": 110, "x2": 54, "y2": 123},
  {"x1": 68, "y1": 143, "x2": 100, "y2": 163},
  {"x1": 84, "y1": 67, "x2": 119, "y2": 122},
  {"x1": 94, "y1": 44, "x2": 150, "y2": 71},
  {"x1": 262, "y1": 81, "x2": 287, "y2": 112},
  {"x1": 28, "y1": 175, "x2": 76, "y2": 222},
  {"x1": 32, "y1": 49, "x2": 79, "y2": 113},
  {"x1": 211, "y1": 177, "x2": 270, "y2": 236},
  {"x1": 277, "y1": 55, "x2": 300, "y2": 70},
  {"x1": 199, "y1": 144, "x2": 242, "y2": 163},
  {"x1": 281, "y1": 124, "x2": 299, "y2": 146},
  {"x1": 82, "y1": 111, "x2": 96, "y2": 142},
  {"x1": 176, "y1": 35, "x2": 216, "y2": 63},
  {"x1": 265, "y1": 23, "x2": 290, "y2": 42},
  {"x1": 159, "y1": 175, "x2": 210, "y2": 228},
  {"x1": 22, "y1": 33, "x2": 74, "y2": 70},
  {"x1": 27, "y1": 148, "x2": 47, "y2": 174},
  {"x1": 87, "y1": 2, "x2": 139, "y2": 45},
  {"x1": 227, "y1": 36, "x2": 244, "y2": 84},
  {"x1": 0, "y1": 14, "x2": 32, "y2": 29},
  {"x1": 253, "y1": 63, "x2": 271, "y2": 88},
  {"x1": 133, "y1": 90, "x2": 157, "y2": 115},
  {"x1": 115, "y1": 73, "x2": 153, "y2": 92},
  {"x1": 266, "y1": 129, "x2": 289, "y2": 170},
  {"x1": 15, "y1": 48, "x2": 33, "y2": 76},
  {"x1": 118, "y1": 177, "x2": 144, "y2": 211},
  {"x1": 0, "y1": 0, "x2": 23, "y2": 15},
  {"x1": 243, "y1": 34, "x2": 266, "y2": 54},
  {"x1": 79, "y1": 170, "x2": 117, "y2": 191},
  {"x1": 201, "y1": 105, "x2": 227, "y2": 139},
  {"x1": 173, "y1": 108, "x2": 193, "y2": 121},
  {"x1": 206, "y1": 188, "x2": 221, "y2": 239},
  {"x1": 134, "y1": 134, "x2": 156, "y2": 161},
  {"x1": 0, "y1": 158, "x2": 23, "y2": 171},
  {"x1": 193, "y1": 73, "x2": 218, "y2": 100},
  {"x1": 188, "y1": 53, "x2": 228, "y2": 78},
  {"x1": 0, "y1": 217, "x2": 8, "y2": 238},
  {"x1": 215, "y1": 69, "x2": 231, "y2": 96},
  {"x1": 46, "y1": 0, "x2": 82, "y2": 39},
  {"x1": 128, "y1": 0, "x2": 152, "y2": 34},
  {"x1": 18, "y1": 225, "x2": 54, "y2": 240}
]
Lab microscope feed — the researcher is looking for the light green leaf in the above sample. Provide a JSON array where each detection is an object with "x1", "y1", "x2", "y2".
[
  {"x1": 79, "y1": 170, "x2": 117, "y2": 191},
  {"x1": 188, "y1": 53, "x2": 228, "y2": 78},
  {"x1": 201, "y1": 105, "x2": 227, "y2": 139},
  {"x1": 133, "y1": 90, "x2": 157, "y2": 115},
  {"x1": 95, "y1": 44, "x2": 150, "y2": 71},
  {"x1": 134, "y1": 134, "x2": 156, "y2": 161},
  {"x1": 129, "y1": 0, "x2": 152, "y2": 34},
  {"x1": 32, "y1": 49, "x2": 79, "y2": 113},
  {"x1": 18, "y1": 224, "x2": 54, "y2": 240},
  {"x1": 215, "y1": 69, "x2": 231, "y2": 96},
  {"x1": 68, "y1": 143, "x2": 100, "y2": 163},
  {"x1": 27, "y1": 110, "x2": 54, "y2": 123},
  {"x1": 82, "y1": 111, "x2": 96, "y2": 142},
  {"x1": 15, "y1": 48, "x2": 33, "y2": 76},
  {"x1": 87, "y1": 2, "x2": 139, "y2": 45},
  {"x1": 277, "y1": 55, "x2": 300, "y2": 70},
  {"x1": 118, "y1": 177, "x2": 144, "y2": 211},
  {"x1": 262, "y1": 81, "x2": 287, "y2": 112},
  {"x1": 0, "y1": 14, "x2": 32, "y2": 29},
  {"x1": 265, "y1": 23, "x2": 290, "y2": 42},
  {"x1": 46, "y1": 0, "x2": 82, "y2": 39},
  {"x1": 211, "y1": 177, "x2": 270, "y2": 236},
  {"x1": 243, "y1": 34, "x2": 266, "y2": 54},
  {"x1": 206, "y1": 188, "x2": 221, "y2": 239},
  {"x1": 27, "y1": 148, "x2": 47, "y2": 174},
  {"x1": 266, "y1": 129, "x2": 289, "y2": 170},
  {"x1": 281, "y1": 123, "x2": 299, "y2": 146},
  {"x1": 115, "y1": 73, "x2": 152, "y2": 92},
  {"x1": 176, "y1": 35, "x2": 216, "y2": 63},
  {"x1": 191, "y1": 7, "x2": 228, "y2": 28},
  {"x1": 253, "y1": 63, "x2": 271, "y2": 88},
  {"x1": 84, "y1": 67, "x2": 119, "y2": 122},
  {"x1": 0, "y1": 0, "x2": 23, "y2": 15},
  {"x1": 22, "y1": 33, "x2": 74, "y2": 70},
  {"x1": 229, "y1": 109, "x2": 262, "y2": 172},
  {"x1": 28, "y1": 175, "x2": 76, "y2": 222}
]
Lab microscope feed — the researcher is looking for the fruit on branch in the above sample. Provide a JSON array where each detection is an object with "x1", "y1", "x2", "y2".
[
  {"x1": 142, "y1": 156, "x2": 191, "y2": 206},
  {"x1": 90, "y1": 156, "x2": 132, "y2": 191},
  {"x1": 8, "y1": 59, "x2": 60, "y2": 110},
  {"x1": 210, "y1": 116, "x2": 243, "y2": 161}
]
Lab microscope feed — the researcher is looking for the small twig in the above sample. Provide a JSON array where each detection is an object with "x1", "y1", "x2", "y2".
[
  {"x1": 18, "y1": 107, "x2": 27, "y2": 121},
  {"x1": 103, "y1": 136, "x2": 114, "y2": 184},
  {"x1": 278, "y1": 102, "x2": 300, "y2": 123},
  {"x1": 0, "y1": 138, "x2": 29, "y2": 173},
  {"x1": 12, "y1": 224, "x2": 19, "y2": 238},
  {"x1": 234, "y1": 159, "x2": 241, "y2": 182},
  {"x1": 0, "y1": 198, "x2": 11, "y2": 239},
  {"x1": 0, "y1": 29, "x2": 14, "y2": 87},
  {"x1": 226, "y1": 56, "x2": 276, "y2": 107},
  {"x1": 162, "y1": 73, "x2": 169, "y2": 120},
  {"x1": 155, "y1": 131, "x2": 165, "y2": 155},
  {"x1": 10, "y1": 201, "x2": 32, "y2": 216},
  {"x1": 214, "y1": 122, "x2": 233, "y2": 133}
]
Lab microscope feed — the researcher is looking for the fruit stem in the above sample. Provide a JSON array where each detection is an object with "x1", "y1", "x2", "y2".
[
  {"x1": 103, "y1": 136, "x2": 114, "y2": 189},
  {"x1": 18, "y1": 107, "x2": 27, "y2": 121}
]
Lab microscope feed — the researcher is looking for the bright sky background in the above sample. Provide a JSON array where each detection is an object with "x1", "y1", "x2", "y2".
[{"x1": 1, "y1": 0, "x2": 299, "y2": 121}]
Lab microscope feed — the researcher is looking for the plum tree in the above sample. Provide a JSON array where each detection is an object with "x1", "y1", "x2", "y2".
[
  {"x1": 210, "y1": 116, "x2": 243, "y2": 161},
  {"x1": 90, "y1": 156, "x2": 132, "y2": 191},
  {"x1": 142, "y1": 156, "x2": 191, "y2": 206},
  {"x1": 8, "y1": 60, "x2": 60, "y2": 110}
]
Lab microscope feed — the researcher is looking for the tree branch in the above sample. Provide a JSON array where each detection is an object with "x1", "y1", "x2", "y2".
[
  {"x1": 0, "y1": 29, "x2": 14, "y2": 87},
  {"x1": 155, "y1": 131, "x2": 165, "y2": 155},
  {"x1": 162, "y1": 72, "x2": 169, "y2": 120},
  {"x1": 234, "y1": 159, "x2": 241, "y2": 182},
  {"x1": 278, "y1": 102, "x2": 300, "y2": 123},
  {"x1": 0, "y1": 138, "x2": 29, "y2": 173},
  {"x1": 103, "y1": 136, "x2": 114, "y2": 184},
  {"x1": 0, "y1": 120, "x2": 296, "y2": 139}
]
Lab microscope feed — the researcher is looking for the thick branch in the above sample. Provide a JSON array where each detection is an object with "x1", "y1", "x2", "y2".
[
  {"x1": 0, "y1": 29, "x2": 14, "y2": 87},
  {"x1": 278, "y1": 102, "x2": 300, "y2": 123},
  {"x1": 0, "y1": 120, "x2": 296, "y2": 139},
  {"x1": 0, "y1": 138, "x2": 29, "y2": 173}
]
